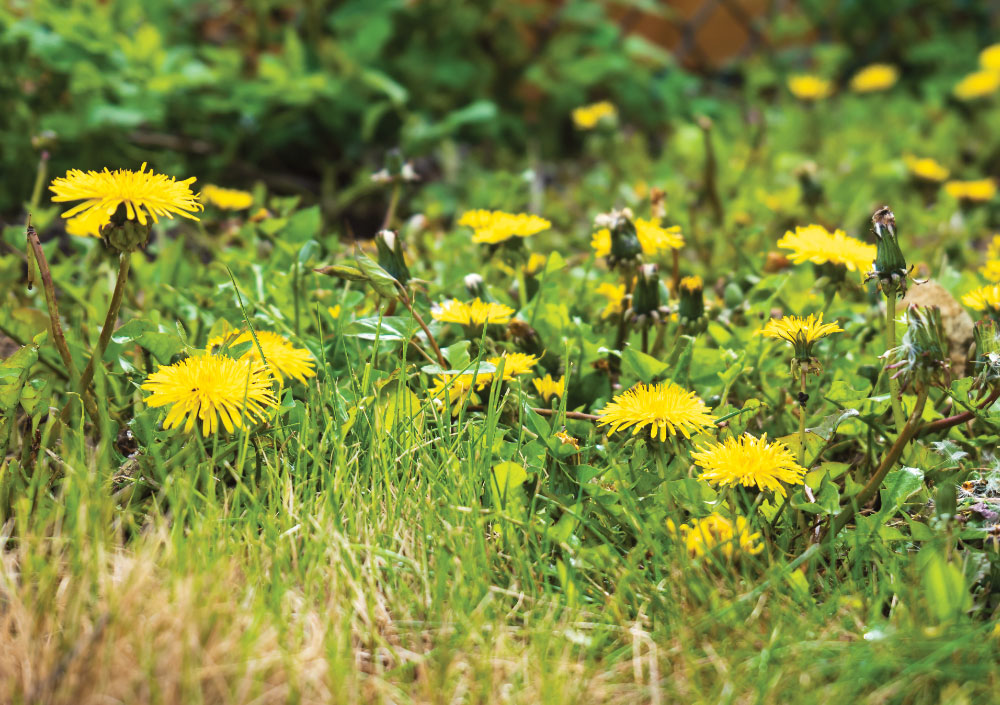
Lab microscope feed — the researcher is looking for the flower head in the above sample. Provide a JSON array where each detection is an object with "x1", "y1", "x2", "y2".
[
  {"x1": 201, "y1": 184, "x2": 253, "y2": 210},
  {"x1": 980, "y1": 235, "x2": 1000, "y2": 281},
  {"x1": 788, "y1": 74, "x2": 833, "y2": 101},
  {"x1": 849, "y1": 64, "x2": 898, "y2": 93},
  {"x1": 207, "y1": 330, "x2": 316, "y2": 385},
  {"x1": 429, "y1": 373, "x2": 485, "y2": 415},
  {"x1": 64, "y1": 208, "x2": 108, "y2": 238},
  {"x1": 944, "y1": 178, "x2": 997, "y2": 203},
  {"x1": 597, "y1": 381, "x2": 716, "y2": 442},
  {"x1": 532, "y1": 374, "x2": 564, "y2": 402},
  {"x1": 954, "y1": 70, "x2": 1000, "y2": 100},
  {"x1": 50, "y1": 162, "x2": 202, "y2": 227},
  {"x1": 981, "y1": 43, "x2": 1000, "y2": 72},
  {"x1": 962, "y1": 284, "x2": 1000, "y2": 314},
  {"x1": 141, "y1": 354, "x2": 277, "y2": 435},
  {"x1": 777, "y1": 224, "x2": 876, "y2": 274},
  {"x1": 572, "y1": 101, "x2": 617, "y2": 130},
  {"x1": 904, "y1": 155, "x2": 949, "y2": 183},
  {"x1": 668, "y1": 513, "x2": 763, "y2": 559},
  {"x1": 459, "y1": 209, "x2": 551, "y2": 244},
  {"x1": 591, "y1": 217, "x2": 683, "y2": 259},
  {"x1": 487, "y1": 352, "x2": 539, "y2": 384},
  {"x1": 692, "y1": 433, "x2": 806, "y2": 497},
  {"x1": 431, "y1": 298, "x2": 515, "y2": 327},
  {"x1": 757, "y1": 313, "x2": 842, "y2": 361},
  {"x1": 678, "y1": 275, "x2": 707, "y2": 329},
  {"x1": 596, "y1": 282, "x2": 626, "y2": 319}
]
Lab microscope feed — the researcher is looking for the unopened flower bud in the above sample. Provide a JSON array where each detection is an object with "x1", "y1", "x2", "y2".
[
  {"x1": 375, "y1": 229, "x2": 411, "y2": 286},
  {"x1": 869, "y1": 206, "x2": 908, "y2": 296},
  {"x1": 102, "y1": 203, "x2": 150, "y2": 253},
  {"x1": 678, "y1": 275, "x2": 707, "y2": 333}
]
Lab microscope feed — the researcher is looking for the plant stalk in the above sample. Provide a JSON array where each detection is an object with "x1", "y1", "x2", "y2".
[{"x1": 885, "y1": 293, "x2": 907, "y2": 432}]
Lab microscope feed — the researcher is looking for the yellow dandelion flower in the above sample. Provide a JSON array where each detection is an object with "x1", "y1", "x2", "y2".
[
  {"x1": 757, "y1": 313, "x2": 843, "y2": 360},
  {"x1": 328, "y1": 305, "x2": 342, "y2": 319},
  {"x1": 50, "y1": 162, "x2": 202, "y2": 226},
  {"x1": 962, "y1": 284, "x2": 1000, "y2": 313},
  {"x1": 141, "y1": 354, "x2": 277, "y2": 435},
  {"x1": 532, "y1": 374, "x2": 565, "y2": 402},
  {"x1": 692, "y1": 433, "x2": 806, "y2": 497},
  {"x1": 458, "y1": 209, "x2": 551, "y2": 244},
  {"x1": 944, "y1": 178, "x2": 997, "y2": 202},
  {"x1": 980, "y1": 235, "x2": 1000, "y2": 281},
  {"x1": 787, "y1": 74, "x2": 833, "y2": 101},
  {"x1": 591, "y1": 217, "x2": 683, "y2": 258},
  {"x1": 596, "y1": 282, "x2": 626, "y2": 319},
  {"x1": 429, "y1": 373, "x2": 485, "y2": 416},
  {"x1": 207, "y1": 330, "x2": 315, "y2": 385},
  {"x1": 597, "y1": 381, "x2": 717, "y2": 442},
  {"x1": 904, "y1": 155, "x2": 950, "y2": 183},
  {"x1": 64, "y1": 208, "x2": 109, "y2": 238},
  {"x1": 572, "y1": 101, "x2": 617, "y2": 130},
  {"x1": 668, "y1": 513, "x2": 763, "y2": 559},
  {"x1": 981, "y1": 43, "x2": 1000, "y2": 72},
  {"x1": 849, "y1": 63, "x2": 898, "y2": 93},
  {"x1": 776, "y1": 224, "x2": 877, "y2": 273},
  {"x1": 431, "y1": 298, "x2": 515, "y2": 327},
  {"x1": 555, "y1": 430, "x2": 580, "y2": 450},
  {"x1": 679, "y1": 275, "x2": 703, "y2": 293},
  {"x1": 201, "y1": 184, "x2": 254, "y2": 210},
  {"x1": 954, "y1": 70, "x2": 1000, "y2": 100},
  {"x1": 486, "y1": 352, "x2": 539, "y2": 384}
]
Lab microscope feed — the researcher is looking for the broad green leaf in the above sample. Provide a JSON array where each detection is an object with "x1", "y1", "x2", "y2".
[
  {"x1": 922, "y1": 551, "x2": 970, "y2": 622},
  {"x1": 875, "y1": 466, "x2": 925, "y2": 522},
  {"x1": 807, "y1": 409, "x2": 860, "y2": 441},
  {"x1": 621, "y1": 347, "x2": 667, "y2": 382}
]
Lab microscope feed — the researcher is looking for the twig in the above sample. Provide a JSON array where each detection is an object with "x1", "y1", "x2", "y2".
[
  {"x1": 917, "y1": 385, "x2": 1000, "y2": 437},
  {"x1": 395, "y1": 283, "x2": 447, "y2": 368}
]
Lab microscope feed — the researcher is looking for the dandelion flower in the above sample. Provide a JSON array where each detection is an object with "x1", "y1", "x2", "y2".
[
  {"x1": 201, "y1": 184, "x2": 253, "y2": 210},
  {"x1": 953, "y1": 70, "x2": 1000, "y2": 100},
  {"x1": 207, "y1": 330, "x2": 315, "y2": 385},
  {"x1": 981, "y1": 43, "x2": 1000, "y2": 72},
  {"x1": 787, "y1": 74, "x2": 833, "y2": 101},
  {"x1": 962, "y1": 284, "x2": 1000, "y2": 314},
  {"x1": 555, "y1": 430, "x2": 579, "y2": 450},
  {"x1": 532, "y1": 374, "x2": 564, "y2": 402},
  {"x1": 980, "y1": 235, "x2": 1000, "y2": 281},
  {"x1": 431, "y1": 298, "x2": 515, "y2": 327},
  {"x1": 668, "y1": 513, "x2": 763, "y2": 559},
  {"x1": 944, "y1": 178, "x2": 997, "y2": 203},
  {"x1": 487, "y1": 352, "x2": 539, "y2": 383},
  {"x1": 904, "y1": 155, "x2": 949, "y2": 183},
  {"x1": 757, "y1": 313, "x2": 843, "y2": 360},
  {"x1": 597, "y1": 381, "x2": 717, "y2": 442},
  {"x1": 141, "y1": 355, "x2": 277, "y2": 435},
  {"x1": 777, "y1": 224, "x2": 876, "y2": 273},
  {"x1": 849, "y1": 63, "x2": 898, "y2": 93},
  {"x1": 692, "y1": 433, "x2": 806, "y2": 497},
  {"x1": 429, "y1": 373, "x2": 485, "y2": 416},
  {"x1": 459, "y1": 209, "x2": 551, "y2": 244},
  {"x1": 591, "y1": 217, "x2": 683, "y2": 258},
  {"x1": 596, "y1": 282, "x2": 626, "y2": 319},
  {"x1": 64, "y1": 208, "x2": 109, "y2": 238},
  {"x1": 50, "y1": 162, "x2": 202, "y2": 226},
  {"x1": 572, "y1": 101, "x2": 616, "y2": 130}
]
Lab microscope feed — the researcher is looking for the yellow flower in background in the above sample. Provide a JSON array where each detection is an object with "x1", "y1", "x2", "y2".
[
  {"x1": 328, "y1": 305, "x2": 342, "y2": 319},
  {"x1": 668, "y1": 513, "x2": 763, "y2": 559},
  {"x1": 591, "y1": 217, "x2": 683, "y2": 258},
  {"x1": 596, "y1": 282, "x2": 626, "y2": 319},
  {"x1": 597, "y1": 381, "x2": 717, "y2": 442},
  {"x1": 981, "y1": 43, "x2": 1000, "y2": 72},
  {"x1": 532, "y1": 374, "x2": 565, "y2": 402},
  {"x1": 962, "y1": 284, "x2": 1000, "y2": 313},
  {"x1": 953, "y1": 70, "x2": 1000, "y2": 100},
  {"x1": 692, "y1": 433, "x2": 806, "y2": 497},
  {"x1": 572, "y1": 101, "x2": 617, "y2": 129},
  {"x1": 50, "y1": 162, "x2": 202, "y2": 226},
  {"x1": 459, "y1": 209, "x2": 551, "y2": 244},
  {"x1": 431, "y1": 298, "x2": 515, "y2": 327},
  {"x1": 497, "y1": 252, "x2": 548, "y2": 277},
  {"x1": 849, "y1": 64, "x2": 898, "y2": 93},
  {"x1": 555, "y1": 430, "x2": 579, "y2": 450},
  {"x1": 64, "y1": 208, "x2": 109, "y2": 238},
  {"x1": 141, "y1": 355, "x2": 277, "y2": 435},
  {"x1": 777, "y1": 224, "x2": 876, "y2": 273},
  {"x1": 944, "y1": 178, "x2": 997, "y2": 202},
  {"x1": 486, "y1": 352, "x2": 539, "y2": 384},
  {"x1": 787, "y1": 74, "x2": 833, "y2": 101},
  {"x1": 757, "y1": 313, "x2": 843, "y2": 360},
  {"x1": 429, "y1": 373, "x2": 485, "y2": 416},
  {"x1": 904, "y1": 155, "x2": 950, "y2": 183},
  {"x1": 980, "y1": 235, "x2": 1000, "y2": 281},
  {"x1": 207, "y1": 330, "x2": 316, "y2": 385},
  {"x1": 201, "y1": 184, "x2": 253, "y2": 210}
]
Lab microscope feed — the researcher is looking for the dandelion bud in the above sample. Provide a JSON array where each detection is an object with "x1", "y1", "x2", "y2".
[
  {"x1": 464, "y1": 273, "x2": 486, "y2": 298},
  {"x1": 626, "y1": 264, "x2": 669, "y2": 326},
  {"x1": 375, "y1": 229, "x2": 411, "y2": 286},
  {"x1": 102, "y1": 203, "x2": 151, "y2": 253},
  {"x1": 678, "y1": 275, "x2": 707, "y2": 334},
  {"x1": 595, "y1": 208, "x2": 642, "y2": 267},
  {"x1": 886, "y1": 305, "x2": 950, "y2": 390},
  {"x1": 869, "y1": 206, "x2": 908, "y2": 296}
]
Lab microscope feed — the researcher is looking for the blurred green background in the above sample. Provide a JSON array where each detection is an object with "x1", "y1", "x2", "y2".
[{"x1": 1, "y1": 0, "x2": 997, "y2": 231}]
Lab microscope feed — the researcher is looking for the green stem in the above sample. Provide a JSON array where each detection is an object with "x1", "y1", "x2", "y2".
[
  {"x1": 885, "y1": 293, "x2": 907, "y2": 432},
  {"x1": 77, "y1": 252, "x2": 131, "y2": 401},
  {"x1": 798, "y1": 373, "x2": 807, "y2": 467},
  {"x1": 29, "y1": 152, "x2": 48, "y2": 214}
]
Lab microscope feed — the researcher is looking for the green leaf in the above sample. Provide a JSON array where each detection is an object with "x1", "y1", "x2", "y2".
[
  {"x1": 314, "y1": 263, "x2": 368, "y2": 281},
  {"x1": 344, "y1": 315, "x2": 417, "y2": 342},
  {"x1": 0, "y1": 344, "x2": 38, "y2": 457},
  {"x1": 922, "y1": 551, "x2": 970, "y2": 622},
  {"x1": 807, "y1": 409, "x2": 860, "y2": 441},
  {"x1": 663, "y1": 478, "x2": 718, "y2": 514},
  {"x1": 355, "y1": 252, "x2": 399, "y2": 298},
  {"x1": 875, "y1": 466, "x2": 925, "y2": 522},
  {"x1": 285, "y1": 205, "x2": 321, "y2": 245},
  {"x1": 621, "y1": 347, "x2": 667, "y2": 382},
  {"x1": 491, "y1": 461, "x2": 528, "y2": 509}
]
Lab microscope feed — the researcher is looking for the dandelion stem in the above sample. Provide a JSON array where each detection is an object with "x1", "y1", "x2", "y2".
[
  {"x1": 885, "y1": 293, "x2": 907, "y2": 432},
  {"x1": 798, "y1": 373, "x2": 808, "y2": 467},
  {"x1": 395, "y1": 283, "x2": 447, "y2": 368},
  {"x1": 26, "y1": 219, "x2": 81, "y2": 385},
  {"x1": 78, "y1": 252, "x2": 131, "y2": 404},
  {"x1": 29, "y1": 151, "x2": 48, "y2": 214}
]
